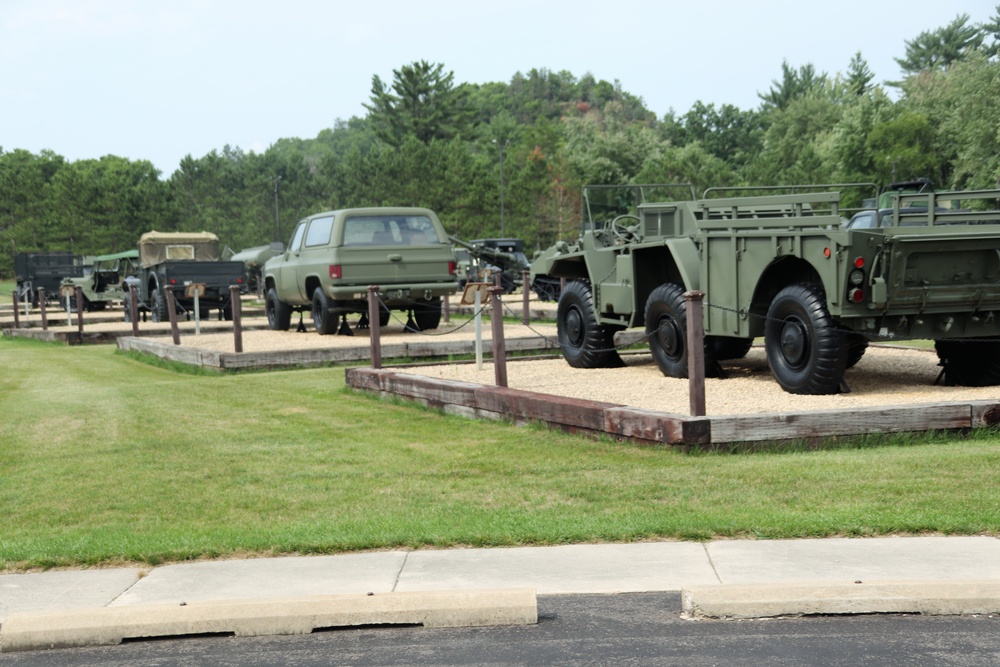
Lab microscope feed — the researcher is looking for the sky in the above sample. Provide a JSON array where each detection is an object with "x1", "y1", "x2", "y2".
[{"x1": 1, "y1": 0, "x2": 996, "y2": 176}]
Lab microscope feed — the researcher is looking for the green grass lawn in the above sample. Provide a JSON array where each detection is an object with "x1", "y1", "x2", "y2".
[{"x1": 1, "y1": 335, "x2": 998, "y2": 571}]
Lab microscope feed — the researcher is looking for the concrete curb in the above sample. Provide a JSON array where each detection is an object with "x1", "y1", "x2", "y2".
[
  {"x1": 682, "y1": 580, "x2": 1000, "y2": 619},
  {"x1": 0, "y1": 588, "x2": 538, "y2": 653}
]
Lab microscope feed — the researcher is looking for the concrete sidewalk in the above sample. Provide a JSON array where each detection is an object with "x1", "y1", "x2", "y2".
[{"x1": 3, "y1": 536, "x2": 1000, "y2": 650}]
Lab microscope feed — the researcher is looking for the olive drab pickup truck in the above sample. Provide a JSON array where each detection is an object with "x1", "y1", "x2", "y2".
[
  {"x1": 262, "y1": 207, "x2": 459, "y2": 335},
  {"x1": 530, "y1": 184, "x2": 1000, "y2": 395}
]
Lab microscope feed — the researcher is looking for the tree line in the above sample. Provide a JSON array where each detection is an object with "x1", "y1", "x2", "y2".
[{"x1": 2, "y1": 10, "x2": 999, "y2": 278}]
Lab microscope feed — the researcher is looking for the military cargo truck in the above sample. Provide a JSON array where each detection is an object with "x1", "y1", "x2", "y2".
[
  {"x1": 124, "y1": 232, "x2": 246, "y2": 322},
  {"x1": 262, "y1": 207, "x2": 458, "y2": 335},
  {"x1": 531, "y1": 185, "x2": 1000, "y2": 394},
  {"x1": 14, "y1": 251, "x2": 84, "y2": 307}
]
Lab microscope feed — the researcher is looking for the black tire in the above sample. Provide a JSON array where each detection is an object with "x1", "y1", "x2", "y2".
[
  {"x1": 222, "y1": 305, "x2": 233, "y2": 322},
  {"x1": 556, "y1": 280, "x2": 624, "y2": 368},
  {"x1": 266, "y1": 287, "x2": 292, "y2": 331},
  {"x1": 934, "y1": 338, "x2": 1000, "y2": 386},
  {"x1": 413, "y1": 297, "x2": 442, "y2": 331},
  {"x1": 644, "y1": 283, "x2": 719, "y2": 378},
  {"x1": 151, "y1": 289, "x2": 169, "y2": 323},
  {"x1": 90, "y1": 301, "x2": 106, "y2": 312},
  {"x1": 532, "y1": 275, "x2": 562, "y2": 302},
  {"x1": 712, "y1": 336, "x2": 754, "y2": 361},
  {"x1": 845, "y1": 333, "x2": 869, "y2": 370},
  {"x1": 379, "y1": 305, "x2": 390, "y2": 328},
  {"x1": 311, "y1": 287, "x2": 337, "y2": 335},
  {"x1": 764, "y1": 284, "x2": 848, "y2": 394}
]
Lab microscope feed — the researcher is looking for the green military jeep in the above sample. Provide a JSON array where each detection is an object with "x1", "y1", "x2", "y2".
[
  {"x1": 262, "y1": 207, "x2": 459, "y2": 334},
  {"x1": 60, "y1": 250, "x2": 139, "y2": 312}
]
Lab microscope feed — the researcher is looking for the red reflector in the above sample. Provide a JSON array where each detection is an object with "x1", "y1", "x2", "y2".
[
  {"x1": 169, "y1": 278, "x2": 176, "y2": 285},
  {"x1": 823, "y1": 247, "x2": 831, "y2": 258},
  {"x1": 850, "y1": 288, "x2": 864, "y2": 303},
  {"x1": 448, "y1": 260, "x2": 457, "y2": 275},
  {"x1": 854, "y1": 257, "x2": 865, "y2": 269},
  {"x1": 329, "y1": 265, "x2": 342, "y2": 279},
  {"x1": 236, "y1": 277, "x2": 243, "y2": 283}
]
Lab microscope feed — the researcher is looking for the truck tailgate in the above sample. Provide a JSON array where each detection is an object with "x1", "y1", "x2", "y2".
[
  {"x1": 163, "y1": 261, "x2": 245, "y2": 287},
  {"x1": 884, "y1": 229, "x2": 1000, "y2": 310},
  {"x1": 339, "y1": 247, "x2": 453, "y2": 286}
]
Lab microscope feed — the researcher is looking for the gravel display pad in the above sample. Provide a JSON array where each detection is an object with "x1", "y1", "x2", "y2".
[{"x1": 392, "y1": 346, "x2": 1000, "y2": 417}]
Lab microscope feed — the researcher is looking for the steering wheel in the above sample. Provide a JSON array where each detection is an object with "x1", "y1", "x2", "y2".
[{"x1": 607, "y1": 214, "x2": 640, "y2": 243}]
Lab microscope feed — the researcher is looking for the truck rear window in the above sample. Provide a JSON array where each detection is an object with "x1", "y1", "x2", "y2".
[{"x1": 343, "y1": 215, "x2": 439, "y2": 246}]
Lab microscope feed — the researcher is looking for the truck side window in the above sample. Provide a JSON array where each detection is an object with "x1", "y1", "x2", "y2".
[
  {"x1": 305, "y1": 216, "x2": 334, "y2": 247},
  {"x1": 288, "y1": 222, "x2": 307, "y2": 252}
]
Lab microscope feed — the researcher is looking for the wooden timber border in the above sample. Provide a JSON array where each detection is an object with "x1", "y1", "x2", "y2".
[
  {"x1": 115, "y1": 334, "x2": 559, "y2": 371},
  {"x1": 344, "y1": 367, "x2": 1000, "y2": 446}
]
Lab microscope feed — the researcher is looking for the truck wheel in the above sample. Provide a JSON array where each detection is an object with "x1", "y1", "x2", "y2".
[
  {"x1": 845, "y1": 333, "x2": 869, "y2": 369},
  {"x1": 151, "y1": 290, "x2": 169, "y2": 323},
  {"x1": 644, "y1": 283, "x2": 720, "y2": 378},
  {"x1": 266, "y1": 288, "x2": 292, "y2": 330},
  {"x1": 532, "y1": 275, "x2": 562, "y2": 302},
  {"x1": 413, "y1": 297, "x2": 442, "y2": 331},
  {"x1": 764, "y1": 284, "x2": 847, "y2": 394},
  {"x1": 711, "y1": 336, "x2": 753, "y2": 361},
  {"x1": 934, "y1": 338, "x2": 1000, "y2": 386},
  {"x1": 123, "y1": 293, "x2": 133, "y2": 322},
  {"x1": 556, "y1": 280, "x2": 623, "y2": 368},
  {"x1": 311, "y1": 288, "x2": 338, "y2": 335}
]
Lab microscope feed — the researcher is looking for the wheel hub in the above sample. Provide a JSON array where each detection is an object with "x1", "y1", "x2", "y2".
[
  {"x1": 565, "y1": 306, "x2": 584, "y2": 347},
  {"x1": 779, "y1": 319, "x2": 808, "y2": 368},
  {"x1": 656, "y1": 316, "x2": 682, "y2": 360}
]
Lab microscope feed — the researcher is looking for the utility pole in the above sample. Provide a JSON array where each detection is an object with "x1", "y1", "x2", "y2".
[{"x1": 273, "y1": 176, "x2": 282, "y2": 242}]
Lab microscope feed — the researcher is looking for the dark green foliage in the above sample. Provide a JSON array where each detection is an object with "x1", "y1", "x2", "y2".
[{"x1": 893, "y1": 13, "x2": 985, "y2": 80}]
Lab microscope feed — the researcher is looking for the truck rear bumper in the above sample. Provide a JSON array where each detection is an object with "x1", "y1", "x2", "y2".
[{"x1": 327, "y1": 282, "x2": 459, "y2": 302}]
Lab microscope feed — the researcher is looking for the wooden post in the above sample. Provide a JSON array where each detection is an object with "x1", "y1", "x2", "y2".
[
  {"x1": 490, "y1": 285, "x2": 508, "y2": 388},
  {"x1": 128, "y1": 284, "x2": 140, "y2": 337},
  {"x1": 11, "y1": 291, "x2": 19, "y2": 329},
  {"x1": 230, "y1": 285, "x2": 243, "y2": 353},
  {"x1": 165, "y1": 288, "x2": 180, "y2": 346},
  {"x1": 74, "y1": 286, "x2": 85, "y2": 343},
  {"x1": 38, "y1": 288, "x2": 48, "y2": 330},
  {"x1": 685, "y1": 290, "x2": 706, "y2": 417},
  {"x1": 368, "y1": 285, "x2": 382, "y2": 369},
  {"x1": 521, "y1": 270, "x2": 530, "y2": 325}
]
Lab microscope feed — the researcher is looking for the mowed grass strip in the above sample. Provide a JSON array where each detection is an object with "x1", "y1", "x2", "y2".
[{"x1": 0, "y1": 336, "x2": 998, "y2": 571}]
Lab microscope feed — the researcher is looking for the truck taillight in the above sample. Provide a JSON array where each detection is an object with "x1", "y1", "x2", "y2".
[
  {"x1": 329, "y1": 265, "x2": 342, "y2": 279},
  {"x1": 448, "y1": 260, "x2": 456, "y2": 276},
  {"x1": 169, "y1": 278, "x2": 177, "y2": 285},
  {"x1": 849, "y1": 288, "x2": 865, "y2": 303}
]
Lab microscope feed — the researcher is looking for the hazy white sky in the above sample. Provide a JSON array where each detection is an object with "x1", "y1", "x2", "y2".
[{"x1": 1, "y1": 0, "x2": 994, "y2": 175}]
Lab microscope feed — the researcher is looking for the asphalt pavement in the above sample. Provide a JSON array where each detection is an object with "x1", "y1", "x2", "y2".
[{"x1": 2, "y1": 536, "x2": 1000, "y2": 652}]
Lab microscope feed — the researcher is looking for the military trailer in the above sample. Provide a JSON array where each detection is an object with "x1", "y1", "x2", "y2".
[
  {"x1": 59, "y1": 249, "x2": 139, "y2": 312},
  {"x1": 531, "y1": 184, "x2": 1000, "y2": 394},
  {"x1": 124, "y1": 232, "x2": 246, "y2": 322},
  {"x1": 262, "y1": 207, "x2": 458, "y2": 335},
  {"x1": 13, "y1": 251, "x2": 84, "y2": 307},
  {"x1": 230, "y1": 242, "x2": 284, "y2": 294}
]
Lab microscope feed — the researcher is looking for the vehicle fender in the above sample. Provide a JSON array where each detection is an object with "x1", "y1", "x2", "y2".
[{"x1": 663, "y1": 237, "x2": 701, "y2": 291}]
